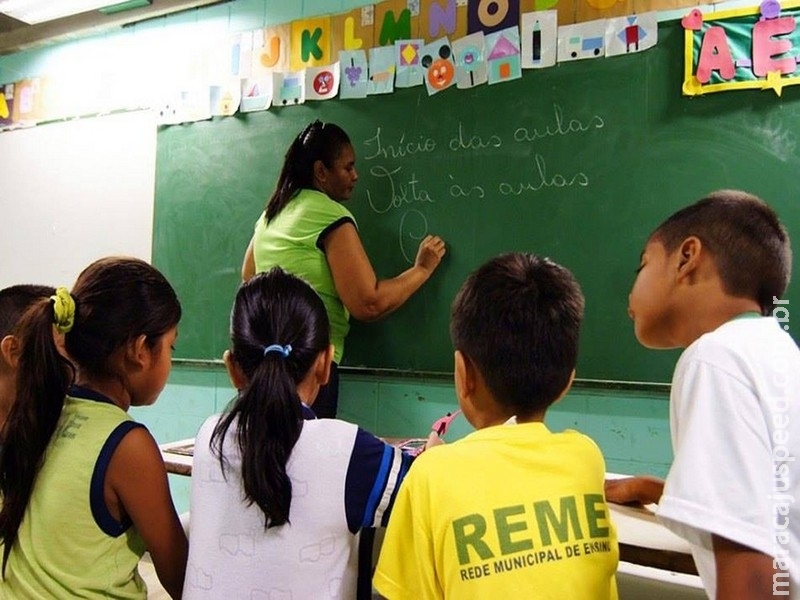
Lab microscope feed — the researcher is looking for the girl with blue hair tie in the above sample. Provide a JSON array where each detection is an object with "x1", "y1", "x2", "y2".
[{"x1": 185, "y1": 267, "x2": 419, "y2": 598}]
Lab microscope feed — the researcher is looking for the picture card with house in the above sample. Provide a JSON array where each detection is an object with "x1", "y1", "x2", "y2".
[{"x1": 486, "y1": 26, "x2": 522, "y2": 84}]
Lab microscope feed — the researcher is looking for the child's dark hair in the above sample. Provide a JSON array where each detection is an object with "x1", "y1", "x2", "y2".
[
  {"x1": 265, "y1": 120, "x2": 352, "y2": 222},
  {"x1": 211, "y1": 267, "x2": 330, "y2": 529},
  {"x1": 0, "y1": 284, "x2": 56, "y2": 338},
  {"x1": 651, "y1": 190, "x2": 792, "y2": 315},
  {"x1": 0, "y1": 257, "x2": 181, "y2": 570},
  {"x1": 450, "y1": 253, "x2": 584, "y2": 418}
]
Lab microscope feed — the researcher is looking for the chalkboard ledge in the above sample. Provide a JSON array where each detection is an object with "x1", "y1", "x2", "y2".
[{"x1": 170, "y1": 359, "x2": 670, "y2": 394}]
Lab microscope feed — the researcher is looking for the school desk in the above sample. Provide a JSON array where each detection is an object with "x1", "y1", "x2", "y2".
[{"x1": 160, "y1": 439, "x2": 697, "y2": 577}]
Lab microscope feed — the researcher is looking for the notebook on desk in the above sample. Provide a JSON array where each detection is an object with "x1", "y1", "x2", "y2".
[{"x1": 163, "y1": 442, "x2": 194, "y2": 456}]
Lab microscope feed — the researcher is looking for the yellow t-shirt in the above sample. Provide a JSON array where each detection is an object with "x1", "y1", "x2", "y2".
[{"x1": 374, "y1": 422, "x2": 619, "y2": 599}]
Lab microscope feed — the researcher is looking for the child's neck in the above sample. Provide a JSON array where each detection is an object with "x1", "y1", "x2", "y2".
[
  {"x1": 678, "y1": 294, "x2": 762, "y2": 347},
  {"x1": 0, "y1": 394, "x2": 11, "y2": 434},
  {"x1": 480, "y1": 409, "x2": 545, "y2": 428},
  {"x1": 72, "y1": 376, "x2": 131, "y2": 411},
  {"x1": 515, "y1": 412, "x2": 546, "y2": 424}
]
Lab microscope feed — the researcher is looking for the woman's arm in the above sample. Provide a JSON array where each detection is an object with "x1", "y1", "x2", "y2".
[
  {"x1": 324, "y1": 222, "x2": 445, "y2": 322},
  {"x1": 241, "y1": 237, "x2": 256, "y2": 282},
  {"x1": 107, "y1": 427, "x2": 188, "y2": 599}
]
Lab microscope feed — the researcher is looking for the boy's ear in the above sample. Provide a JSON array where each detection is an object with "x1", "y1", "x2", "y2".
[
  {"x1": 0, "y1": 335, "x2": 20, "y2": 368},
  {"x1": 223, "y1": 349, "x2": 248, "y2": 390},
  {"x1": 676, "y1": 236, "x2": 702, "y2": 280},
  {"x1": 454, "y1": 350, "x2": 477, "y2": 404},
  {"x1": 552, "y1": 369, "x2": 576, "y2": 406}
]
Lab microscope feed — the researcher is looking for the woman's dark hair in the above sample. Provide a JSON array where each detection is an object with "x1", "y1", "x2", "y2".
[
  {"x1": 0, "y1": 257, "x2": 181, "y2": 571},
  {"x1": 211, "y1": 267, "x2": 330, "y2": 529},
  {"x1": 265, "y1": 120, "x2": 352, "y2": 222}
]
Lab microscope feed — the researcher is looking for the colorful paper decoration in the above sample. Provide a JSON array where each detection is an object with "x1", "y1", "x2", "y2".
[
  {"x1": 520, "y1": 10, "x2": 558, "y2": 69},
  {"x1": 290, "y1": 17, "x2": 332, "y2": 72},
  {"x1": 339, "y1": 50, "x2": 370, "y2": 99},
  {"x1": 272, "y1": 71, "x2": 306, "y2": 107},
  {"x1": 395, "y1": 39, "x2": 425, "y2": 87},
  {"x1": 468, "y1": 0, "x2": 521, "y2": 35},
  {"x1": 420, "y1": 37, "x2": 457, "y2": 95},
  {"x1": 557, "y1": 20, "x2": 607, "y2": 62},
  {"x1": 453, "y1": 32, "x2": 487, "y2": 88},
  {"x1": 605, "y1": 12, "x2": 657, "y2": 57},
  {"x1": 240, "y1": 77, "x2": 273, "y2": 113},
  {"x1": 306, "y1": 63, "x2": 340, "y2": 101},
  {"x1": 368, "y1": 46, "x2": 396, "y2": 95},
  {"x1": 683, "y1": 0, "x2": 800, "y2": 96}
]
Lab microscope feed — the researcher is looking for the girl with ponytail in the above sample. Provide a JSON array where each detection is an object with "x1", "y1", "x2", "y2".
[
  {"x1": 0, "y1": 257, "x2": 187, "y2": 598},
  {"x1": 185, "y1": 267, "x2": 416, "y2": 598}
]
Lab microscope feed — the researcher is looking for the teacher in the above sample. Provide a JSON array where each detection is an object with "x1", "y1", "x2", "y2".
[{"x1": 241, "y1": 120, "x2": 446, "y2": 418}]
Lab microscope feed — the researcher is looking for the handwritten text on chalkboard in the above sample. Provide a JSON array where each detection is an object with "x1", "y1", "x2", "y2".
[{"x1": 361, "y1": 103, "x2": 605, "y2": 261}]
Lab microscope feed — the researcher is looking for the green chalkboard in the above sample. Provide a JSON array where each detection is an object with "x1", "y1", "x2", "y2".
[{"x1": 153, "y1": 21, "x2": 800, "y2": 383}]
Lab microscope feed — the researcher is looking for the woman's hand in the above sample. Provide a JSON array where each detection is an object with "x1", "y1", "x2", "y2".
[
  {"x1": 326, "y1": 224, "x2": 447, "y2": 321},
  {"x1": 415, "y1": 235, "x2": 446, "y2": 273}
]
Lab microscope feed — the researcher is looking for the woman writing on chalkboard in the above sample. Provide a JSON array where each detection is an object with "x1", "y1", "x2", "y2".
[{"x1": 241, "y1": 120, "x2": 446, "y2": 418}]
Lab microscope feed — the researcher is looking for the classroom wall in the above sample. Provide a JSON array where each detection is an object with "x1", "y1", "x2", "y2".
[
  {"x1": 133, "y1": 365, "x2": 672, "y2": 513},
  {"x1": 0, "y1": 0, "x2": 765, "y2": 85},
  {"x1": 0, "y1": 0, "x2": 375, "y2": 84}
]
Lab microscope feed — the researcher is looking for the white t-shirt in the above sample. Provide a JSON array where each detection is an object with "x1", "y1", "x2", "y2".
[
  {"x1": 657, "y1": 316, "x2": 800, "y2": 598},
  {"x1": 184, "y1": 415, "x2": 412, "y2": 599}
]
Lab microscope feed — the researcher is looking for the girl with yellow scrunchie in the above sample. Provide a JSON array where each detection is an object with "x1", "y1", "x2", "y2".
[{"x1": 0, "y1": 257, "x2": 187, "y2": 599}]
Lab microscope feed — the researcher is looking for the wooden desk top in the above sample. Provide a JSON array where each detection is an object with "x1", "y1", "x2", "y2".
[
  {"x1": 160, "y1": 438, "x2": 697, "y2": 576},
  {"x1": 160, "y1": 438, "x2": 194, "y2": 477}
]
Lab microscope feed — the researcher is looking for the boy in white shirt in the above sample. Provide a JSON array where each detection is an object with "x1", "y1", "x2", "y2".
[{"x1": 607, "y1": 189, "x2": 799, "y2": 598}]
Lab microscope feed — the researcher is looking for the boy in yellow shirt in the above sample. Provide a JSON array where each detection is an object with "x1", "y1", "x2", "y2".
[{"x1": 374, "y1": 252, "x2": 618, "y2": 599}]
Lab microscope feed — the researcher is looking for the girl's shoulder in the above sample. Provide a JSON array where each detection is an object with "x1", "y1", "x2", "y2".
[{"x1": 301, "y1": 417, "x2": 359, "y2": 438}]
